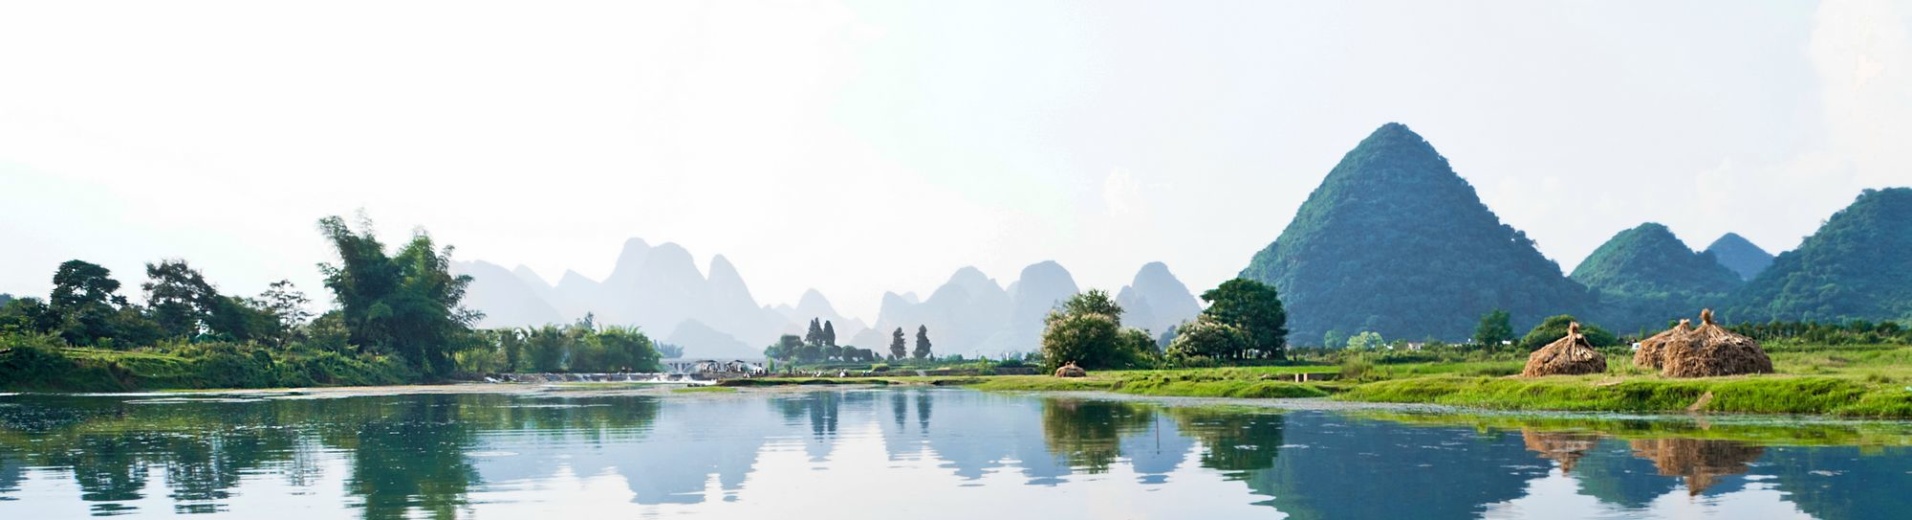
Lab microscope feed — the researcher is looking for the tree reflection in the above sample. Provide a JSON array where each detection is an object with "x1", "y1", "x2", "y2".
[
  {"x1": 1039, "y1": 399, "x2": 1153, "y2": 473},
  {"x1": 340, "y1": 395, "x2": 479, "y2": 520},
  {"x1": 1168, "y1": 408, "x2": 1285, "y2": 472}
]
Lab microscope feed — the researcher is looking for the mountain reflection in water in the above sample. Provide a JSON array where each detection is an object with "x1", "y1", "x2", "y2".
[{"x1": 0, "y1": 389, "x2": 1908, "y2": 519}]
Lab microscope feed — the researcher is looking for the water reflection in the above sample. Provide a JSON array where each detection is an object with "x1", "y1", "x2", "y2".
[
  {"x1": 1626, "y1": 437, "x2": 1763, "y2": 496},
  {"x1": 0, "y1": 389, "x2": 1909, "y2": 519},
  {"x1": 1522, "y1": 430, "x2": 1601, "y2": 473}
]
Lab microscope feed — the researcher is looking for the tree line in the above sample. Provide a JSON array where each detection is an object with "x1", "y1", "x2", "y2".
[
  {"x1": 0, "y1": 214, "x2": 666, "y2": 390},
  {"x1": 1038, "y1": 278, "x2": 1290, "y2": 371},
  {"x1": 762, "y1": 319, "x2": 935, "y2": 364}
]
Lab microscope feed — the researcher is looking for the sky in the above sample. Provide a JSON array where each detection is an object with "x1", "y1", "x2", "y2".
[{"x1": 2, "y1": 0, "x2": 1908, "y2": 322}]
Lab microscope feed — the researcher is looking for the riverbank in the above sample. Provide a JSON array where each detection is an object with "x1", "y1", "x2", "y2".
[
  {"x1": 726, "y1": 342, "x2": 1912, "y2": 419},
  {"x1": 10, "y1": 341, "x2": 1912, "y2": 419}
]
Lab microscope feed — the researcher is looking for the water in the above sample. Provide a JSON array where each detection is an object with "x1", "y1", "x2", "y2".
[{"x1": 1, "y1": 388, "x2": 1909, "y2": 519}]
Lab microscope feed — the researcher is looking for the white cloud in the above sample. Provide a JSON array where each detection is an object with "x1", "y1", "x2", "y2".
[{"x1": 1812, "y1": 0, "x2": 1912, "y2": 187}]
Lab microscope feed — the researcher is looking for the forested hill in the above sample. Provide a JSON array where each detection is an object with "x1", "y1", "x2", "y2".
[
  {"x1": 1704, "y1": 233, "x2": 1774, "y2": 281},
  {"x1": 1727, "y1": 188, "x2": 1912, "y2": 324},
  {"x1": 1571, "y1": 223, "x2": 1742, "y2": 333},
  {"x1": 1239, "y1": 123, "x2": 1589, "y2": 343}
]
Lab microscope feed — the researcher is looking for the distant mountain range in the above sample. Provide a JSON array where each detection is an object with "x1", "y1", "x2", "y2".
[
  {"x1": 1238, "y1": 123, "x2": 1911, "y2": 343},
  {"x1": 457, "y1": 125, "x2": 1908, "y2": 353},
  {"x1": 1571, "y1": 223, "x2": 1743, "y2": 334},
  {"x1": 1727, "y1": 188, "x2": 1912, "y2": 323},
  {"x1": 456, "y1": 243, "x2": 1201, "y2": 359},
  {"x1": 455, "y1": 237, "x2": 792, "y2": 359}
]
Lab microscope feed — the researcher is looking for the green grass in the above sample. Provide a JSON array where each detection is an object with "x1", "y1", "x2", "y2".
[
  {"x1": 966, "y1": 372, "x2": 1329, "y2": 398},
  {"x1": 716, "y1": 377, "x2": 891, "y2": 387},
  {"x1": 671, "y1": 386, "x2": 738, "y2": 394},
  {"x1": 0, "y1": 342, "x2": 414, "y2": 392},
  {"x1": 1336, "y1": 374, "x2": 1912, "y2": 418},
  {"x1": 14, "y1": 336, "x2": 1912, "y2": 419}
]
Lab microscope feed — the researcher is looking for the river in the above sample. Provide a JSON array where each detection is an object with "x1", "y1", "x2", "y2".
[{"x1": 0, "y1": 387, "x2": 1907, "y2": 519}]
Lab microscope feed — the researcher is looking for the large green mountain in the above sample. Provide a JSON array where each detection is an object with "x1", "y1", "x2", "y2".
[
  {"x1": 1240, "y1": 123, "x2": 1589, "y2": 343},
  {"x1": 1570, "y1": 223, "x2": 1742, "y2": 333},
  {"x1": 1704, "y1": 233, "x2": 1774, "y2": 281},
  {"x1": 1727, "y1": 188, "x2": 1912, "y2": 323}
]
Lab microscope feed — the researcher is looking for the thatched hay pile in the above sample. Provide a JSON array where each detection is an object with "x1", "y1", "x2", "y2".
[
  {"x1": 1054, "y1": 362, "x2": 1087, "y2": 378},
  {"x1": 1632, "y1": 319, "x2": 1693, "y2": 370},
  {"x1": 1660, "y1": 309, "x2": 1774, "y2": 378},
  {"x1": 1628, "y1": 437, "x2": 1764, "y2": 495},
  {"x1": 1522, "y1": 322, "x2": 1608, "y2": 377},
  {"x1": 1521, "y1": 429, "x2": 1602, "y2": 473}
]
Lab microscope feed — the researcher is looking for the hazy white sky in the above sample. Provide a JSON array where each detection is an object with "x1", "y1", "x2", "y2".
[{"x1": 2, "y1": 0, "x2": 1908, "y2": 322}]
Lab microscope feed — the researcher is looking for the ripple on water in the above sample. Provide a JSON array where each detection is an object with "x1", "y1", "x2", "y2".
[{"x1": 124, "y1": 397, "x2": 262, "y2": 405}]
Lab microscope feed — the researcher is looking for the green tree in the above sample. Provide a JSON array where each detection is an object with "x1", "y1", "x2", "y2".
[
  {"x1": 1115, "y1": 327, "x2": 1157, "y2": 360},
  {"x1": 1059, "y1": 289, "x2": 1124, "y2": 325},
  {"x1": 1517, "y1": 315, "x2": 1620, "y2": 350},
  {"x1": 1473, "y1": 309, "x2": 1514, "y2": 348},
  {"x1": 822, "y1": 320, "x2": 837, "y2": 347},
  {"x1": 0, "y1": 296, "x2": 61, "y2": 334},
  {"x1": 139, "y1": 261, "x2": 276, "y2": 344},
  {"x1": 499, "y1": 328, "x2": 525, "y2": 372},
  {"x1": 590, "y1": 325, "x2": 660, "y2": 372},
  {"x1": 889, "y1": 327, "x2": 907, "y2": 360},
  {"x1": 805, "y1": 318, "x2": 823, "y2": 347},
  {"x1": 204, "y1": 295, "x2": 279, "y2": 344},
  {"x1": 50, "y1": 260, "x2": 132, "y2": 346},
  {"x1": 523, "y1": 325, "x2": 571, "y2": 372},
  {"x1": 912, "y1": 325, "x2": 933, "y2": 360},
  {"x1": 1322, "y1": 330, "x2": 1346, "y2": 350},
  {"x1": 1198, "y1": 278, "x2": 1289, "y2": 359},
  {"x1": 316, "y1": 215, "x2": 480, "y2": 379},
  {"x1": 256, "y1": 279, "x2": 313, "y2": 345},
  {"x1": 143, "y1": 259, "x2": 220, "y2": 339},
  {"x1": 656, "y1": 343, "x2": 684, "y2": 358},
  {"x1": 1039, "y1": 291, "x2": 1154, "y2": 371},
  {"x1": 1041, "y1": 312, "x2": 1120, "y2": 370},
  {"x1": 1346, "y1": 331, "x2": 1386, "y2": 350},
  {"x1": 783, "y1": 333, "x2": 806, "y2": 360},
  {"x1": 1166, "y1": 317, "x2": 1250, "y2": 360}
]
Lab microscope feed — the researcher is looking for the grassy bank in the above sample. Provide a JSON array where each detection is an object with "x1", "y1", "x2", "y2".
[
  {"x1": 733, "y1": 368, "x2": 1333, "y2": 399},
  {"x1": 969, "y1": 371, "x2": 1331, "y2": 398},
  {"x1": 728, "y1": 342, "x2": 1912, "y2": 419},
  {"x1": 13, "y1": 334, "x2": 1911, "y2": 420},
  {"x1": 1336, "y1": 375, "x2": 1912, "y2": 419},
  {"x1": 0, "y1": 339, "x2": 415, "y2": 392}
]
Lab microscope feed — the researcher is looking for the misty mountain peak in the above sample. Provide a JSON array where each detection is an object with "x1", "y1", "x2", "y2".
[
  {"x1": 1704, "y1": 232, "x2": 1775, "y2": 281},
  {"x1": 708, "y1": 254, "x2": 743, "y2": 283},
  {"x1": 798, "y1": 288, "x2": 832, "y2": 310},
  {"x1": 1119, "y1": 262, "x2": 1201, "y2": 335},
  {"x1": 510, "y1": 265, "x2": 550, "y2": 289},
  {"x1": 556, "y1": 269, "x2": 597, "y2": 289}
]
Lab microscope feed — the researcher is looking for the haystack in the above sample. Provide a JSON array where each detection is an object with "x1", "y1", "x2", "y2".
[
  {"x1": 1522, "y1": 322, "x2": 1608, "y2": 377},
  {"x1": 1632, "y1": 319, "x2": 1693, "y2": 370},
  {"x1": 1054, "y1": 361, "x2": 1087, "y2": 378},
  {"x1": 1660, "y1": 309, "x2": 1773, "y2": 378},
  {"x1": 1628, "y1": 437, "x2": 1764, "y2": 495},
  {"x1": 1521, "y1": 429, "x2": 1602, "y2": 473}
]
